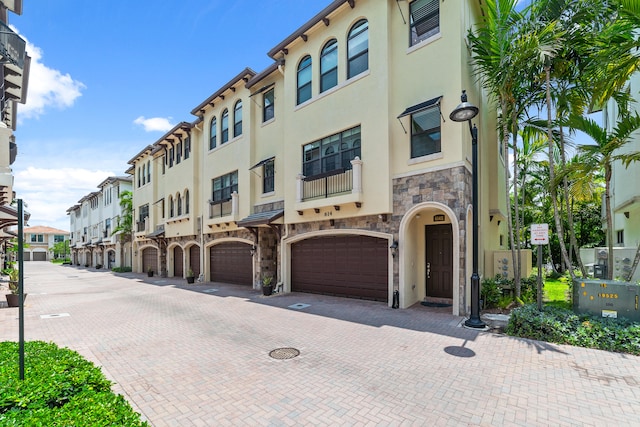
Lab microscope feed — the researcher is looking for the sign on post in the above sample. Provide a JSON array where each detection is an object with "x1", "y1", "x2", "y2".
[
  {"x1": 531, "y1": 223, "x2": 549, "y2": 246},
  {"x1": 530, "y1": 223, "x2": 549, "y2": 311}
]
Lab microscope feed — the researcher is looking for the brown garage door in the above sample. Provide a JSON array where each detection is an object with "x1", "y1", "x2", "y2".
[
  {"x1": 189, "y1": 245, "x2": 201, "y2": 277},
  {"x1": 142, "y1": 247, "x2": 158, "y2": 274},
  {"x1": 210, "y1": 242, "x2": 252, "y2": 285},
  {"x1": 33, "y1": 252, "x2": 46, "y2": 261},
  {"x1": 174, "y1": 246, "x2": 183, "y2": 278},
  {"x1": 292, "y1": 235, "x2": 388, "y2": 302}
]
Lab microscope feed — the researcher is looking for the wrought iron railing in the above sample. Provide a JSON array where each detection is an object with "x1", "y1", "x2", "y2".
[{"x1": 302, "y1": 168, "x2": 353, "y2": 201}]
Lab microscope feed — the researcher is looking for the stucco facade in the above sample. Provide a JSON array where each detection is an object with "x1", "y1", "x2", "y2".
[
  {"x1": 67, "y1": 176, "x2": 133, "y2": 269},
  {"x1": 127, "y1": 0, "x2": 506, "y2": 316},
  {"x1": 603, "y1": 70, "x2": 640, "y2": 282}
]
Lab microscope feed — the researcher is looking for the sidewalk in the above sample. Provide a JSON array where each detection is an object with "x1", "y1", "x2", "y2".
[{"x1": 1, "y1": 262, "x2": 639, "y2": 426}]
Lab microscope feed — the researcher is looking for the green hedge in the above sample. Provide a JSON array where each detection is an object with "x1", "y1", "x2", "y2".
[
  {"x1": 506, "y1": 304, "x2": 640, "y2": 355},
  {"x1": 0, "y1": 341, "x2": 148, "y2": 426}
]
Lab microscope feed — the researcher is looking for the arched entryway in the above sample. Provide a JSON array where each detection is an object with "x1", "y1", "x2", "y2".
[
  {"x1": 399, "y1": 202, "x2": 461, "y2": 315},
  {"x1": 142, "y1": 247, "x2": 158, "y2": 274}
]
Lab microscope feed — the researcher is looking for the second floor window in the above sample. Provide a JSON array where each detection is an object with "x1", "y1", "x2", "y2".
[
  {"x1": 348, "y1": 20, "x2": 368, "y2": 79},
  {"x1": 30, "y1": 234, "x2": 44, "y2": 243},
  {"x1": 411, "y1": 105, "x2": 441, "y2": 158},
  {"x1": 234, "y1": 100, "x2": 243, "y2": 137},
  {"x1": 320, "y1": 39, "x2": 338, "y2": 93},
  {"x1": 221, "y1": 109, "x2": 229, "y2": 144},
  {"x1": 263, "y1": 159, "x2": 275, "y2": 194},
  {"x1": 147, "y1": 160, "x2": 151, "y2": 183},
  {"x1": 263, "y1": 88, "x2": 274, "y2": 122},
  {"x1": 210, "y1": 117, "x2": 217, "y2": 149},
  {"x1": 139, "y1": 204, "x2": 149, "y2": 223},
  {"x1": 176, "y1": 142, "x2": 182, "y2": 164},
  {"x1": 184, "y1": 136, "x2": 190, "y2": 159},
  {"x1": 185, "y1": 190, "x2": 190, "y2": 214},
  {"x1": 297, "y1": 55, "x2": 312, "y2": 105},
  {"x1": 212, "y1": 171, "x2": 238, "y2": 202},
  {"x1": 303, "y1": 126, "x2": 361, "y2": 178}
]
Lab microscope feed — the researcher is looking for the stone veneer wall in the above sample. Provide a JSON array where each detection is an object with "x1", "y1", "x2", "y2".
[{"x1": 393, "y1": 166, "x2": 471, "y2": 312}]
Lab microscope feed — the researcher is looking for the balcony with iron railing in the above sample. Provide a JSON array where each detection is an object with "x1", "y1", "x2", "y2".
[
  {"x1": 295, "y1": 157, "x2": 363, "y2": 212},
  {"x1": 205, "y1": 191, "x2": 239, "y2": 228}
]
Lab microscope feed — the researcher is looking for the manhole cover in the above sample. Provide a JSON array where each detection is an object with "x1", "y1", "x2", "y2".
[{"x1": 269, "y1": 347, "x2": 300, "y2": 360}]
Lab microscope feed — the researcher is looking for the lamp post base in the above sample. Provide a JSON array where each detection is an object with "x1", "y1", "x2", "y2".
[{"x1": 464, "y1": 317, "x2": 487, "y2": 329}]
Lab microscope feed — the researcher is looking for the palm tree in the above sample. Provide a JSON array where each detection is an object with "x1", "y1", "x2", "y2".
[{"x1": 467, "y1": 0, "x2": 540, "y2": 296}]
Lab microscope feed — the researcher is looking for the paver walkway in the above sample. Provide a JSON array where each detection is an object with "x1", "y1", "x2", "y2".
[{"x1": 1, "y1": 262, "x2": 639, "y2": 426}]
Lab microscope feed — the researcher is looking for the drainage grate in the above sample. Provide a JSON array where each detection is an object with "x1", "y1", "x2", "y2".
[
  {"x1": 288, "y1": 303, "x2": 310, "y2": 310},
  {"x1": 269, "y1": 347, "x2": 300, "y2": 360},
  {"x1": 40, "y1": 313, "x2": 70, "y2": 319}
]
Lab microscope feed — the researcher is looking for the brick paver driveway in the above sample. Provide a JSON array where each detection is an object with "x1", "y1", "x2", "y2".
[{"x1": 1, "y1": 262, "x2": 639, "y2": 426}]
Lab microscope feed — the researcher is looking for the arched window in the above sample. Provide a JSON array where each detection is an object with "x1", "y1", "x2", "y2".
[
  {"x1": 142, "y1": 164, "x2": 146, "y2": 185},
  {"x1": 221, "y1": 109, "x2": 229, "y2": 144},
  {"x1": 234, "y1": 100, "x2": 242, "y2": 137},
  {"x1": 169, "y1": 195, "x2": 174, "y2": 217},
  {"x1": 185, "y1": 190, "x2": 190, "y2": 214},
  {"x1": 209, "y1": 117, "x2": 217, "y2": 149},
  {"x1": 348, "y1": 20, "x2": 369, "y2": 79},
  {"x1": 320, "y1": 39, "x2": 338, "y2": 93},
  {"x1": 297, "y1": 55, "x2": 312, "y2": 105},
  {"x1": 177, "y1": 193, "x2": 182, "y2": 216}
]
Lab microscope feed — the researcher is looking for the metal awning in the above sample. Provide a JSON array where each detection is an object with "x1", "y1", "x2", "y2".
[
  {"x1": 397, "y1": 96, "x2": 442, "y2": 118},
  {"x1": 237, "y1": 209, "x2": 284, "y2": 227},
  {"x1": 250, "y1": 156, "x2": 275, "y2": 170},
  {"x1": 147, "y1": 229, "x2": 165, "y2": 238}
]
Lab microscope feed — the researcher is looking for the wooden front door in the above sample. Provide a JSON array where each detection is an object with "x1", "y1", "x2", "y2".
[
  {"x1": 425, "y1": 224, "x2": 453, "y2": 298},
  {"x1": 174, "y1": 247, "x2": 184, "y2": 278}
]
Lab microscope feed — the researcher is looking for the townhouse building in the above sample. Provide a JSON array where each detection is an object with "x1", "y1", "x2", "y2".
[
  {"x1": 596, "y1": 70, "x2": 640, "y2": 282},
  {"x1": 23, "y1": 225, "x2": 69, "y2": 261},
  {"x1": 67, "y1": 176, "x2": 133, "y2": 269},
  {"x1": 128, "y1": 0, "x2": 507, "y2": 316}
]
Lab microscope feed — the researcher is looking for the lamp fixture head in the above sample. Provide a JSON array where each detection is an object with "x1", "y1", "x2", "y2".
[
  {"x1": 449, "y1": 90, "x2": 479, "y2": 122},
  {"x1": 390, "y1": 241, "x2": 399, "y2": 258}
]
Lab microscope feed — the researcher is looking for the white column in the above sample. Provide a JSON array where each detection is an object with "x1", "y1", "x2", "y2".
[
  {"x1": 296, "y1": 174, "x2": 305, "y2": 202},
  {"x1": 231, "y1": 191, "x2": 239, "y2": 218},
  {"x1": 351, "y1": 156, "x2": 363, "y2": 194}
]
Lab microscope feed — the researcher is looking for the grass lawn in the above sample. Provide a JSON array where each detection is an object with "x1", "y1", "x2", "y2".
[{"x1": 543, "y1": 276, "x2": 571, "y2": 309}]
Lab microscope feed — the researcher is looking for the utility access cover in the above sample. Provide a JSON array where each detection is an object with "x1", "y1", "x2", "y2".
[{"x1": 269, "y1": 347, "x2": 300, "y2": 360}]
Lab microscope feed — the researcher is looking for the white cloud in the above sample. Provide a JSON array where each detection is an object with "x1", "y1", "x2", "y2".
[
  {"x1": 133, "y1": 116, "x2": 174, "y2": 132},
  {"x1": 14, "y1": 27, "x2": 86, "y2": 121},
  {"x1": 14, "y1": 167, "x2": 116, "y2": 231}
]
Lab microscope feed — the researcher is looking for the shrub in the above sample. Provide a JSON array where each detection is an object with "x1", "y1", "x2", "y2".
[
  {"x1": 481, "y1": 276, "x2": 503, "y2": 309},
  {"x1": 111, "y1": 267, "x2": 132, "y2": 273},
  {"x1": 506, "y1": 304, "x2": 640, "y2": 355},
  {"x1": 0, "y1": 341, "x2": 148, "y2": 426}
]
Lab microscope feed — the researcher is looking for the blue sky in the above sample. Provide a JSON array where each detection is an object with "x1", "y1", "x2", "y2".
[{"x1": 10, "y1": 1, "x2": 329, "y2": 231}]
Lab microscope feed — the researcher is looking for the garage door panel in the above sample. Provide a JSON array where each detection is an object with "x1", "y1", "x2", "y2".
[
  {"x1": 210, "y1": 242, "x2": 252, "y2": 285},
  {"x1": 292, "y1": 235, "x2": 388, "y2": 302}
]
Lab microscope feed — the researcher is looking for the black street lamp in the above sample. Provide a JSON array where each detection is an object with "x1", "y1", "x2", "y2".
[{"x1": 450, "y1": 90, "x2": 486, "y2": 329}]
